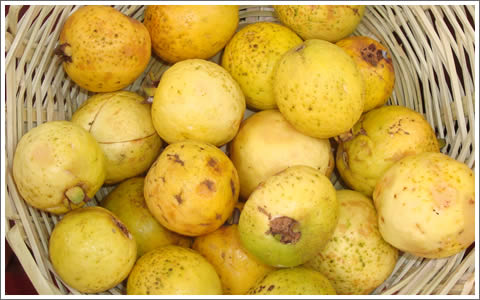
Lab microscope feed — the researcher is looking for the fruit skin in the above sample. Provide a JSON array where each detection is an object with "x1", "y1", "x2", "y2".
[
  {"x1": 337, "y1": 36, "x2": 395, "y2": 112},
  {"x1": 144, "y1": 141, "x2": 240, "y2": 236},
  {"x1": 221, "y1": 22, "x2": 302, "y2": 110},
  {"x1": 12, "y1": 121, "x2": 106, "y2": 214},
  {"x1": 229, "y1": 110, "x2": 334, "y2": 200},
  {"x1": 58, "y1": 5, "x2": 151, "y2": 92},
  {"x1": 144, "y1": 5, "x2": 238, "y2": 63},
  {"x1": 373, "y1": 152, "x2": 475, "y2": 259},
  {"x1": 49, "y1": 206, "x2": 137, "y2": 293},
  {"x1": 71, "y1": 91, "x2": 162, "y2": 184},
  {"x1": 192, "y1": 224, "x2": 275, "y2": 295},
  {"x1": 336, "y1": 105, "x2": 440, "y2": 197},
  {"x1": 101, "y1": 177, "x2": 192, "y2": 258},
  {"x1": 247, "y1": 267, "x2": 336, "y2": 295},
  {"x1": 273, "y1": 39, "x2": 365, "y2": 139},
  {"x1": 126, "y1": 245, "x2": 222, "y2": 295},
  {"x1": 304, "y1": 190, "x2": 398, "y2": 295},
  {"x1": 274, "y1": 5, "x2": 365, "y2": 42},
  {"x1": 151, "y1": 59, "x2": 246, "y2": 146},
  {"x1": 238, "y1": 166, "x2": 338, "y2": 268}
]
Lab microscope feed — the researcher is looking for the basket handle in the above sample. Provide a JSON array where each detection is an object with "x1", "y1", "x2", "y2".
[{"x1": 6, "y1": 224, "x2": 62, "y2": 295}]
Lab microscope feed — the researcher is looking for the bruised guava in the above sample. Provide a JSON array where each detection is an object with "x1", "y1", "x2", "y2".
[
  {"x1": 229, "y1": 110, "x2": 334, "y2": 200},
  {"x1": 71, "y1": 91, "x2": 162, "y2": 184},
  {"x1": 12, "y1": 121, "x2": 106, "y2": 214},
  {"x1": 192, "y1": 224, "x2": 275, "y2": 295},
  {"x1": 336, "y1": 105, "x2": 440, "y2": 197},
  {"x1": 373, "y1": 152, "x2": 475, "y2": 258},
  {"x1": 126, "y1": 245, "x2": 222, "y2": 295},
  {"x1": 337, "y1": 36, "x2": 395, "y2": 112},
  {"x1": 101, "y1": 177, "x2": 192, "y2": 258},
  {"x1": 304, "y1": 190, "x2": 398, "y2": 295},
  {"x1": 56, "y1": 6, "x2": 151, "y2": 92},
  {"x1": 238, "y1": 166, "x2": 338, "y2": 267},
  {"x1": 49, "y1": 206, "x2": 137, "y2": 293},
  {"x1": 274, "y1": 5, "x2": 365, "y2": 42},
  {"x1": 247, "y1": 267, "x2": 336, "y2": 295},
  {"x1": 144, "y1": 141, "x2": 240, "y2": 236}
]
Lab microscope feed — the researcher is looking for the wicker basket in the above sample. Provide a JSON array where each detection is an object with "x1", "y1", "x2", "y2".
[{"x1": 4, "y1": 5, "x2": 476, "y2": 295}]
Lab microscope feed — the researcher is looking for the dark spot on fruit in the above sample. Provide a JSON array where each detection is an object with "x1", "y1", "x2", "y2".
[
  {"x1": 266, "y1": 216, "x2": 301, "y2": 244},
  {"x1": 469, "y1": 198, "x2": 474, "y2": 204},
  {"x1": 230, "y1": 179, "x2": 235, "y2": 196},
  {"x1": 54, "y1": 43, "x2": 72, "y2": 63},
  {"x1": 394, "y1": 194, "x2": 397, "y2": 199},
  {"x1": 257, "y1": 206, "x2": 272, "y2": 220},
  {"x1": 416, "y1": 223, "x2": 425, "y2": 234},
  {"x1": 268, "y1": 285, "x2": 275, "y2": 291},
  {"x1": 167, "y1": 153, "x2": 184, "y2": 166},
  {"x1": 111, "y1": 216, "x2": 132, "y2": 239},
  {"x1": 199, "y1": 223, "x2": 210, "y2": 226},
  {"x1": 201, "y1": 179, "x2": 216, "y2": 192},
  {"x1": 342, "y1": 150, "x2": 350, "y2": 169},
  {"x1": 160, "y1": 176, "x2": 166, "y2": 183},
  {"x1": 360, "y1": 43, "x2": 382, "y2": 66},
  {"x1": 174, "y1": 191, "x2": 183, "y2": 204},
  {"x1": 381, "y1": 216, "x2": 385, "y2": 223},
  {"x1": 295, "y1": 43, "x2": 306, "y2": 52},
  {"x1": 216, "y1": 213, "x2": 222, "y2": 220},
  {"x1": 208, "y1": 157, "x2": 221, "y2": 173}
]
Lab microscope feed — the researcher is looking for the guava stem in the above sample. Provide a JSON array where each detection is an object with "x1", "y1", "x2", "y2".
[
  {"x1": 54, "y1": 43, "x2": 72, "y2": 63},
  {"x1": 65, "y1": 186, "x2": 85, "y2": 204}
]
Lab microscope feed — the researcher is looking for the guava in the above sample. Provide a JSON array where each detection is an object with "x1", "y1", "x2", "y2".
[
  {"x1": 238, "y1": 165, "x2": 338, "y2": 267},
  {"x1": 49, "y1": 206, "x2": 137, "y2": 293},
  {"x1": 12, "y1": 121, "x2": 106, "y2": 214}
]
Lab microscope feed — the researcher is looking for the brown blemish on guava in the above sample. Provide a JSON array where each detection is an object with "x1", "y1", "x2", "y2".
[
  {"x1": 111, "y1": 215, "x2": 132, "y2": 239},
  {"x1": 167, "y1": 153, "x2": 184, "y2": 166},
  {"x1": 416, "y1": 223, "x2": 425, "y2": 234},
  {"x1": 54, "y1": 43, "x2": 72, "y2": 63},
  {"x1": 268, "y1": 285, "x2": 275, "y2": 291},
  {"x1": 215, "y1": 213, "x2": 222, "y2": 220},
  {"x1": 468, "y1": 198, "x2": 474, "y2": 205},
  {"x1": 160, "y1": 176, "x2": 166, "y2": 183},
  {"x1": 266, "y1": 216, "x2": 301, "y2": 244},
  {"x1": 295, "y1": 44, "x2": 306, "y2": 52},
  {"x1": 201, "y1": 179, "x2": 216, "y2": 192},
  {"x1": 174, "y1": 191, "x2": 183, "y2": 204},
  {"x1": 230, "y1": 178, "x2": 236, "y2": 196},
  {"x1": 207, "y1": 157, "x2": 221, "y2": 173},
  {"x1": 360, "y1": 43, "x2": 386, "y2": 67},
  {"x1": 257, "y1": 206, "x2": 272, "y2": 220},
  {"x1": 342, "y1": 150, "x2": 350, "y2": 169}
]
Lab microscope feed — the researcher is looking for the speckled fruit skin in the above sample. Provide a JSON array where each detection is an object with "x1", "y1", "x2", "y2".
[
  {"x1": 144, "y1": 141, "x2": 240, "y2": 237},
  {"x1": 144, "y1": 5, "x2": 238, "y2": 63},
  {"x1": 373, "y1": 152, "x2": 475, "y2": 259},
  {"x1": 49, "y1": 206, "x2": 137, "y2": 293},
  {"x1": 247, "y1": 267, "x2": 336, "y2": 295},
  {"x1": 151, "y1": 59, "x2": 246, "y2": 147},
  {"x1": 274, "y1": 5, "x2": 365, "y2": 42},
  {"x1": 12, "y1": 121, "x2": 106, "y2": 214},
  {"x1": 304, "y1": 190, "x2": 398, "y2": 295},
  {"x1": 126, "y1": 245, "x2": 222, "y2": 295},
  {"x1": 221, "y1": 22, "x2": 302, "y2": 110},
  {"x1": 58, "y1": 6, "x2": 151, "y2": 92},
  {"x1": 336, "y1": 105, "x2": 440, "y2": 197},
  {"x1": 101, "y1": 177, "x2": 192, "y2": 258},
  {"x1": 192, "y1": 225, "x2": 275, "y2": 295},
  {"x1": 273, "y1": 39, "x2": 365, "y2": 139},
  {"x1": 71, "y1": 91, "x2": 162, "y2": 184},
  {"x1": 337, "y1": 36, "x2": 395, "y2": 112},
  {"x1": 238, "y1": 166, "x2": 338, "y2": 268},
  {"x1": 229, "y1": 110, "x2": 334, "y2": 200}
]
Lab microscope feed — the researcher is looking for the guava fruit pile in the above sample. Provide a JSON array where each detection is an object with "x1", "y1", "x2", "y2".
[{"x1": 12, "y1": 4, "x2": 474, "y2": 295}]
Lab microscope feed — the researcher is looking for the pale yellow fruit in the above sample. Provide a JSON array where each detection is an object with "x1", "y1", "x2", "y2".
[
  {"x1": 192, "y1": 225, "x2": 275, "y2": 295},
  {"x1": 238, "y1": 166, "x2": 338, "y2": 267},
  {"x1": 151, "y1": 59, "x2": 245, "y2": 146},
  {"x1": 71, "y1": 91, "x2": 162, "y2": 184},
  {"x1": 304, "y1": 190, "x2": 398, "y2": 295},
  {"x1": 49, "y1": 206, "x2": 137, "y2": 293},
  {"x1": 126, "y1": 245, "x2": 222, "y2": 295},
  {"x1": 12, "y1": 121, "x2": 106, "y2": 214},
  {"x1": 337, "y1": 36, "x2": 395, "y2": 112},
  {"x1": 222, "y1": 22, "x2": 302, "y2": 110},
  {"x1": 247, "y1": 267, "x2": 336, "y2": 295},
  {"x1": 274, "y1": 5, "x2": 365, "y2": 42},
  {"x1": 373, "y1": 152, "x2": 475, "y2": 259},
  {"x1": 101, "y1": 177, "x2": 192, "y2": 258},
  {"x1": 229, "y1": 110, "x2": 334, "y2": 200},
  {"x1": 144, "y1": 141, "x2": 240, "y2": 236},
  {"x1": 57, "y1": 5, "x2": 151, "y2": 92},
  {"x1": 144, "y1": 5, "x2": 238, "y2": 63},
  {"x1": 274, "y1": 39, "x2": 365, "y2": 139},
  {"x1": 336, "y1": 105, "x2": 440, "y2": 197}
]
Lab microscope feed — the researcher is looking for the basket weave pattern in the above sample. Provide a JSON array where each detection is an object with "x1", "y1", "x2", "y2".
[{"x1": 4, "y1": 5, "x2": 476, "y2": 295}]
